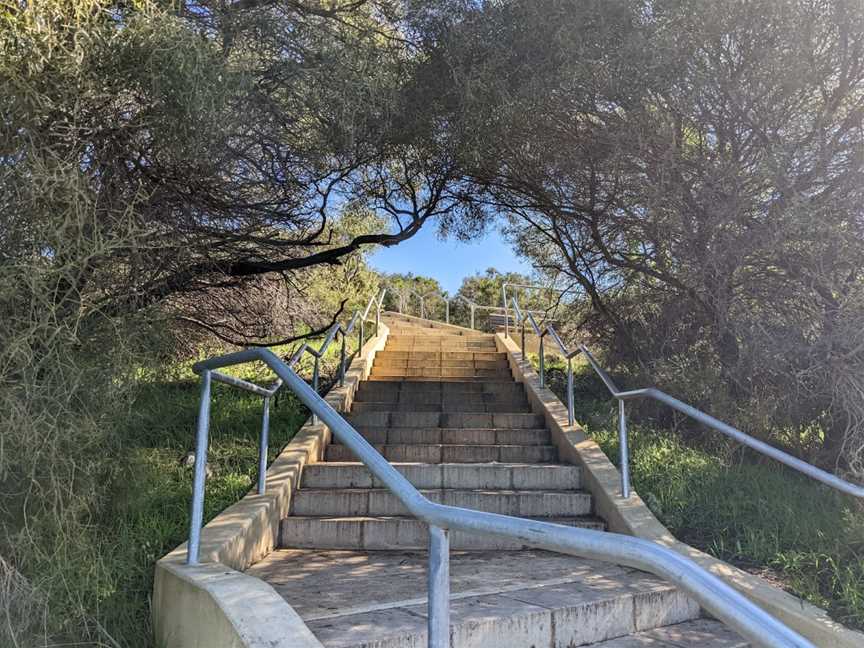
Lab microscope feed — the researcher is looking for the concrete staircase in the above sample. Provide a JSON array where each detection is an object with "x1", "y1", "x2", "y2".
[{"x1": 249, "y1": 315, "x2": 747, "y2": 647}]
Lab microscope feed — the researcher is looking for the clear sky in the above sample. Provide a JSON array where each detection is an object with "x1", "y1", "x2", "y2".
[{"x1": 370, "y1": 224, "x2": 534, "y2": 294}]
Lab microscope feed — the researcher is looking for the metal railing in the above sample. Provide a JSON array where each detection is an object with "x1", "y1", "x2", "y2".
[
  {"x1": 505, "y1": 293, "x2": 864, "y2": 503},
  {"x1": 186, "y1": 288, "x2": 386, "y2": 560},
  {"x1": 188, "y1": 345, "x2": 814, "y2": 648}
]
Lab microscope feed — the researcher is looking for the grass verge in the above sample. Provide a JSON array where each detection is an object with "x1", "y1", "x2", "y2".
[
  {"x1": 93, "y1": 346, "x2": 351, "y2": 647},
  {"x1": 536, "y1": 354, "x2": 864, "y2": 631}
]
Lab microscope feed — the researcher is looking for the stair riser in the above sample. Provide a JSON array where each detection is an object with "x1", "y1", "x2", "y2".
[
  {"x1": 368, "y1": 376, "x2": 514, "y2": 383},
  {"x1": 280, "y1": 518, "x2": 606, "y2": 551},
  {"x1": 347, "y1": 412, "x2": 546, "y2": 429},
  {"x1": 350, "y1": 402, "x2": 531, "y2": 413},
  {"x1": 337, "y1": 428, "x2": 550, "y2": 446},
  {"x1": 386, "y1": 334, "x2": 495, "y2": 342},
  {"x1": 292, "y1": 490, "x2": 591, "y2": 518},
  {"x1": 353, "y1": 393, "x2": 527, "y2": 406},
  {"x1": 375, "y1": 351, "x2": 506, "y2": 361},
  {"x1": 382, "y1": 350, "x2": 499, "y2": 357},
  {"x1": 300, "y1": 464, "x2": 582, "y2": 490},
  {"x1": 374, "y1": 358, "x2": 508, "y2": 368},
  {"x1": 371, "y1": 369, "x2": 511, "y2": 379},
  {"x1": 356, "y1": 382, "x2": 526, "y2": 397},
  {"x1": 324, "y1": 444, "x2": 558, "y2": 464}
]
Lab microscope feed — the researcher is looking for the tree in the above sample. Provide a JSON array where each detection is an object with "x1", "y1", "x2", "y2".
[
  {"x1": 1, "y1": 0, "x2": 477, "y2": 347},
  {"x1": 381, "y1": 272, "x2": 445, "y2": 316},
  {"x1": 416, "y1": 0, "x2": 864, "y2": 472}
]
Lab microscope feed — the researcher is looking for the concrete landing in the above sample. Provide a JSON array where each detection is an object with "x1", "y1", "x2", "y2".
[{"x1": 247, "y1": 549, "x2": 733, "y2": 648}]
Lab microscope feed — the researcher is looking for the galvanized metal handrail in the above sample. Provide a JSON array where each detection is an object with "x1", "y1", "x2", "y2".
[
  {"x1": 198, "y1": 288, "x2": 386, "y2": 496},
  {"x1": 188, "y1": 345, "x2": 813, "y2": 648},
  {"x1": 506, "y1": 295, "x2": 864, "y2": 503}
]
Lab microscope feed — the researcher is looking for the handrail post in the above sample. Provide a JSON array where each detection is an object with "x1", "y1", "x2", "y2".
[
  {"x1": 257, "y1": 396, "x2": 270, "y2": 494},
  {"x1": 618, "y1": 399, "x2": 631, "y2": 498},
  {"x1": 311, "y1": 356, "x2": 320, "y2": 425},
  {"x1": 538, "y1": 335, "x2": 545, "y2": 389},
  {"x1": 360, "y1": 320, "x2": 365, "y2": 352},
  {"x1": 428, "y1": 525, "x2": 450, "y2": 648},
  {"x1": 445, "y1": 300, "x2": 449, "y2": 324},
  {"x1": 470, "y1": 304, "x2": 475, "y2": 330},
  {"x1": 420, "y1": 297, "x2": 425, "y2": 319},
  {"x1": 339, "y1": 332, "x2": 347, "y2": 387},
  {"x1": 567, "y1": 357, "x2": 575, "y2": 426},
  {"x1": 503, "y1": 284, "x2": 509, "y2": 338},
  {"x1": 187, "y1": 370, "x2": 212, "y2": 565},
  {"x1": 520, "y1": 322, "x2": 526, "y2": 354}
]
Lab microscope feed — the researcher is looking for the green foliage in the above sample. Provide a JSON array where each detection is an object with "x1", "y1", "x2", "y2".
[
  {"x1": 381, "y1": 272, "x2": 447, "y2": 318},
  {"x1": 416, "y1": 0, "x2": 864, "y2": 473},
  {"x1": 542, "y1": 357, "x2": 864, "y2": 630},
  {"x1": 98, "y1": 377, "x2": 308, "y2": 646}
]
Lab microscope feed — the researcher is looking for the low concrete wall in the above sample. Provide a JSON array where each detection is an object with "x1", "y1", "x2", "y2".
[
  {"x1": 153, "y1": 325, "x2": 390, "y2": 648},
  {"x1": 496, "y1": 332, "x2": 864, "y2": 648}
]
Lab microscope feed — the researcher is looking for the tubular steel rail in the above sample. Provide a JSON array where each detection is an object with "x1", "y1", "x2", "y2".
[
  {"x1": 193, "y1": 288, "x2": 385, "y2": 516},
  {"x1": 504, "y1": 290, "x2": 864, "y2": 503},
  {"x1": 188, "y1": 345, "x2": 814, "y2": 648}
]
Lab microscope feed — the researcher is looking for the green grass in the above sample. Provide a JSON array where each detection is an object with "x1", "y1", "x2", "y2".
[
  {"x1": 93, "y1": 351, "x2": 323, "y2": 646},
  {"x1": 536, "y1": 354, "x2": 864, "y2": 631}
]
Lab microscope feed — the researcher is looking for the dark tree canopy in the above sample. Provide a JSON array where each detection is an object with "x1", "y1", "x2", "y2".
[{"x1": 407, "y1": 0, "x2": 864, "y2": 471}]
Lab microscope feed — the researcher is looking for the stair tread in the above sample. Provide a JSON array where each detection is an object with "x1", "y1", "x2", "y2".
[
  {"x1": 295, "y1": 487, "x2": 589, "y2": 495},
  {"x1": 246, "y1": 549, "x2": 707, "y2": 648}
]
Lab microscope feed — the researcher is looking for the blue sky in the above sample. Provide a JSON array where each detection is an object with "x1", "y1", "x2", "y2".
[{"x1": 370, "y1": 224, "x2": 534, "y2": 294}]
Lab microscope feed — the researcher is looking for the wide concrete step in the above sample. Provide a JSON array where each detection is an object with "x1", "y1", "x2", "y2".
[
  {"x1": 382, "y1": 349, "x2": 500, "y2": 356},
  {"x1": 249, "y1": 550, "x2": 707, "y2": 648},
  {"x1": 300, "y1": 462, "x2": 582, "y2": 490},
  {"x1": 386, "y1": 329, "x2": 493, "y2": 338},
  {"x1": 280, "y1": 517, "x2": 605, "y2": 549},
  {"x1": 367, "y1": 375, "x2": 514, "y2": 383},
  {"x1": 324, "y1": 443, "x2": 558, "y2": 464},
  {"x1": 350, "y1": 401, "x2": 531, "y2": 413},
  {"x1": 356, "y1": 381, "x2": 525, "y2": 397},
  {"x1": 375, "y1": 351, "x2": 506, "y2": 361},
  {"x1": 352, "y1": 391, "x2": 527, "y2": 406},
  {"x1": 338, "y1": 427, "x2": 550, "y2": 446},
  {"x1": 374, "y1": 358, "x2": 508, "y2": 369},
  {"x1": 386, "y1": 333, "x2": 495, "y2": 342},
  {"x1": 592, "y1": 619, "x2": 748, "y2": 647},
  {"x1": 346, "y1": 411, "x2": 546, "y2": 429},
  {"x1": 291, "y1": 488, "x2": 592, "y2": 517},
  {"x1": 370, "y1": 367, "x2": 511, "y2": 379}
]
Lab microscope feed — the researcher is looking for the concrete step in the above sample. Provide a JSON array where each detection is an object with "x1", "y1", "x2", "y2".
[
  {"x1": 370, "y1": 367, "x2": 511, "y2": 379},
  {"x1": 375, "y1": 351, "x2": 506, "y2": 361},
  {"x1": 592, "y1": 619, "x2": 748, "y2": 647},
  {"x1": 280, "y1": 517, "x2": 606, "y2": 550},
  {"x1": 352, "y1": 392, "x2": 528, "y2": 406},
  {"x1": 383, "y1": 349, "x2": 500, "y2": 356},
  {"x1": 346, "y1": 411, "x2": 546, "y2": 429},
  {"x1": 324, "y1": 443, "x2": 558, "y2": 464},
  {"x1": 300, "y1": 463, "x2": 582, "y2": 490},
  {"x1": 248, "y1": 550, "x2": 707, "y2": 648},
  {"x1": 356, "y1": 381, "x2": 526, "y2": 397},
  {"x1": 367, "y1": 375, "x2": 515, "y2": 382},
  {"x1": 373, "y1": 358, "x2": 509, "y2": 369},
  {"x1": 291, "y1": 488, "x2": 593, "y2": 517},
  {"x1": 336, "y1": 427, "x2": 550, "y2": 446},
  {"x1": 350, "y1": 401, "x2": 531, "y2": 413},
  {"x1": 386, "y1": 336, "x2": 497, "y2": 343},
  {"x1": 385, "y1": 329, "x2": 493, "y2": 338}
]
